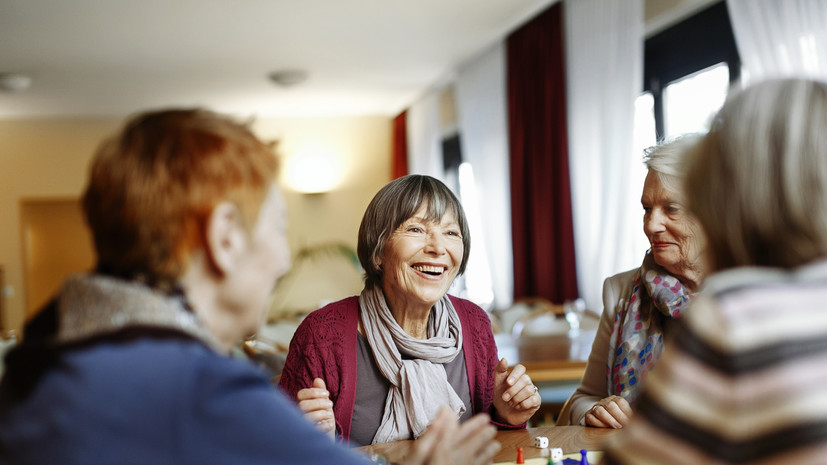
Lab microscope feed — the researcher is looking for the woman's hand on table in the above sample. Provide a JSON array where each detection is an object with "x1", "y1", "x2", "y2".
[
  {"x1": 585, "y1": 395, "x2": 632, "y2": 429},
  {"x1": 492, "y1": 358, "x2": 541, "y2": 425},
  {"x1": 404, "y1": 408, "x2": 500, "y2": 465},
  {"x1": 296, "y1": 378, "x2": 336, "y2": 438}
]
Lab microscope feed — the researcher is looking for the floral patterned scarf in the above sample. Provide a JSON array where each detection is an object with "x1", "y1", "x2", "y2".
[{"x1": 606, "y1": 250, "x2": 695, "y2": 403}]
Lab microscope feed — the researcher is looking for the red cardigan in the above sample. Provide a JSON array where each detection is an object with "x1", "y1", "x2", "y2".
[{"x1": 278, "y1": 294, "x2": 521, "y2": 442}]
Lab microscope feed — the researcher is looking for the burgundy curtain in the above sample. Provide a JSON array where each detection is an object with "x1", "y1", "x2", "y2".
[
  {"x1": 391, "y1": 111, "x2": 408, "y2": 179},
  {"x1": 506, "y1": 2, "x2": 579, "y2": 303}
]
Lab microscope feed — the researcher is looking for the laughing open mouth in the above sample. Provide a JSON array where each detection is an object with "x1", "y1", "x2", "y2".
[{"x1": 412, "y1": 264, "x2": 446, "y2": 276}]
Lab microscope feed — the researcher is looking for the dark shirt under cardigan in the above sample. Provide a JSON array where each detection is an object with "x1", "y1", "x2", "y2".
[
  {"x1": 350, "y1": 333, "x2": 473, "y2": 446},
  {"x1": 279, "y1": 295, "x2": 523, "y2": 444}
]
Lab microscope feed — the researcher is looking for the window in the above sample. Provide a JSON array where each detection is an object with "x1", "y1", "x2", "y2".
[
  {"x1": 663, "y1": 62, "x2": 729, "y2": 138},
  {"x1": 457, "y1": 162, "x2": 494, "y2": 307},
  {"x1": 634, "y1": 92, "x2": 657, "y2": 162},
  {"x1": 642, "y1": 1, "x2": 740, "y2": 142},
  {"x1": 441, "y1": 133, "x2": 495, "y2": 309}
]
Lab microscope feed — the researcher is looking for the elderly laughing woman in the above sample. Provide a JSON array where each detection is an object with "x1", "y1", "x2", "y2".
[{"x1": 279, "y1": 174, "x2": 540, "y2": 446}]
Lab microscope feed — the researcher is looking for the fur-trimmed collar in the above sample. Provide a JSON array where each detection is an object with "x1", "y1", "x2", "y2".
[{"x1": 55, "y1": 274, "x2": 220, "y2": 352}]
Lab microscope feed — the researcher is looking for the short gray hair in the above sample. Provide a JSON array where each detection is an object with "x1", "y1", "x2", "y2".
[
  {"x1": 643, "y1": 134, "x2": 703, "y2": 195},
  {"x1": 357, "y1": 175, "x2": 470, "y2": 287},
  {"x1": 685, "y1": 78, "x2": 827, "y2": 271}
]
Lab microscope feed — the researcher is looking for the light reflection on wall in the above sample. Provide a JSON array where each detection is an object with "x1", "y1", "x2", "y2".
[{"x1": 284, "y1": 145, "x2": 343, "y2": 193}]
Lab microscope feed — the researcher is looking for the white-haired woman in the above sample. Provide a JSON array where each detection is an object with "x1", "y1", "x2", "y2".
[
  {"x1": 558, "y1": 136, "x2": 705, "y2": 428},
  {"x1": 604, "y1": 77, "x2": 827, "y2": 464}
]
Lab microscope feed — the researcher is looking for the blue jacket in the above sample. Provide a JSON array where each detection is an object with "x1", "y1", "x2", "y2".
[{"x1": 0, "y1": 276, "x2": 372, "y2": 465}]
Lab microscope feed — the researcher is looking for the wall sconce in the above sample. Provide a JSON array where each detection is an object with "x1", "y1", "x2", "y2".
[{"x1": 284, "y1": 145, "x2": 343, "y2": 194}]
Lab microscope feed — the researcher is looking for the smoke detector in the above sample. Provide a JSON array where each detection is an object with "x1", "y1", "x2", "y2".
[
  {"x1": 268, "y1": 69, "x2": 308, "y2": 87},
  {"x1": 0, "y1": 73, "x2": 33, "y2": 93}
]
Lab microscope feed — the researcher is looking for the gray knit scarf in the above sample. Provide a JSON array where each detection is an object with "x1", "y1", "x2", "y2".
[{"x1": 358, "y1": 285, "x2": 466, "y2": 444}]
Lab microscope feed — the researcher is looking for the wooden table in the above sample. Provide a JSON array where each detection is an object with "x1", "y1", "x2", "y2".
[
  {"x1": 520, "y1": 359, "x2": 587, "y2": 383},
  {"x1": 492, "y1": 426, "x2": 615, "y2": 462},
  {"x1": 495, "y1": 331, "x2": 596, "y2": 383},
  {"x1": 493, "y1": 330, "x2": 598, "y2": 424},
  {"x1": 359, "y1": 426, "x2": 618, "y2": 464}
]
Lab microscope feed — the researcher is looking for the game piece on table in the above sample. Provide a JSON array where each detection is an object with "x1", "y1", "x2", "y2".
[
  {"x1": 516, "y1": 446, "x2": 525, "y2": 464},
  {"x1": 579, "y1": 449, "x2": 589, "y2": 465},
  {"x1": 534, "y1": 436, "x2": 548, "y2": 448},
  {"x1": 550, "y1": 447, "x2": 563, "y2": 463}
]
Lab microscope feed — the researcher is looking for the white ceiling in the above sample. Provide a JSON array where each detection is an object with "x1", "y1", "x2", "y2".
[{"x1": 0, "y1": 0, "x2": 557, "y2": 119}]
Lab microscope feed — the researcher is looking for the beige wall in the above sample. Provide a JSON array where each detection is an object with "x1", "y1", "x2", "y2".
[
  {"x1": 0, "y1": 119, "x2": 116, "y2": 332},
  {"x1": 20, "y1": 198, "x2": 96, "y2": 318},
  {"x1": 256, "y1": 117, "x2": 391, "y2": 317},
  {"x1": 0, "y1": 115, "x2": 391, "y2": 333}
]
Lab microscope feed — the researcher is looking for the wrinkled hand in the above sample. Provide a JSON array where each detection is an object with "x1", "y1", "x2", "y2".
[
  {"x1": 585, "y1": 395, "x2": 632, "y2": 429},
  {"x1": 404, "y1": 408, "x2": 500, "y2": 465},
  {"x1": 492, "y1": 358, "x2": 541, "y2": 426},
  {"x1": 296, "y1": 378, "x2": 335, "y2": 438}
]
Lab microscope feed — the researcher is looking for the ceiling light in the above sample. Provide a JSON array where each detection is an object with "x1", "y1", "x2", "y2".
[
  {"x1": 0, "y1": 73, "x2": 33, "y2": 93},
  {"x1": 268, "y1": 69, "x2": 308, "y2": 87}
]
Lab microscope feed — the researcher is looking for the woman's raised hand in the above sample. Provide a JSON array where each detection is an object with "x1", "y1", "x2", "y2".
[
  {"x1": 404, "y1": 408, "x2": 500, "y2": 465},
  {"x1": 296, "y1": 378, "x2": 336, "y2": 438},
  {"x1": 492, "y1": 358, "x2": 541, "y2": 426},
  {"x1": 584, "y1": 395, "x2": 632, "y2": 428}
]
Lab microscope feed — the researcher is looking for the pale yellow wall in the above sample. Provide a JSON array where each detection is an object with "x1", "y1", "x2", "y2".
[
  {"x1": 20, "y1": 199, "x2": 96, "y2": 318},
  {"x1": 256, "y1": 117, "x2": 391, "y2": 317},
  {"x1": 0, "y1": 115, "x2": 391, "y2": 333},
  {"x1": 0, "y1": 118, "x2": 118, "y2": 332}
]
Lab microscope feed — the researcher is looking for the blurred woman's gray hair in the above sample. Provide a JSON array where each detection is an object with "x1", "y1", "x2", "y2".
[
  {"x1": 357, "y1": 174, "x2": 471, "y2": 288},
  {"x1": 643, "y1": 134, "x2": 703, "y2": 196},
  {"x1": 684, "y1": 78, "x2": 827, "y2": 271}
]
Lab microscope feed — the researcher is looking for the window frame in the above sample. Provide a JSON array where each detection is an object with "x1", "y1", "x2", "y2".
[{"x1": 644, "y1": 1, "x2": 741, "y2": 141}]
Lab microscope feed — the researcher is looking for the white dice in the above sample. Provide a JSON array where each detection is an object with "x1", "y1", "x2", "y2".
[
  {"x1": 533, "y1": 436, "x2": 548, "y2": 448},
  {"x1": 550, "y1": 448, "x2": 563, "y2": 461}
]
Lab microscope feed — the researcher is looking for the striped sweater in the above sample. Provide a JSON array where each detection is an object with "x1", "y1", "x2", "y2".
[{"x1": 603, "y1": 259, "x2": 827, "y2": 465}]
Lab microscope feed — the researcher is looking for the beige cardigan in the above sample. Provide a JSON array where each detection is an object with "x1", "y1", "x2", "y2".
[{"x1": 556, "y1": 268, "x2": 637, "y2": 425}]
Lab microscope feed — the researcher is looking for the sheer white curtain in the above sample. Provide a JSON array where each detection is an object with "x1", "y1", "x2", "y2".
[
  {"x1": 564, "y1": 0, "x2": 647, "y2": 312},
  {"x1": 455, "y1": 43, "x2": 513, "y2": 311},
  {"x1": 727, "y1": 0, "x2": 827, "y2": 83},
  {"x1": 406, "y1": 90, "x2": 445, "y2": 180}
]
